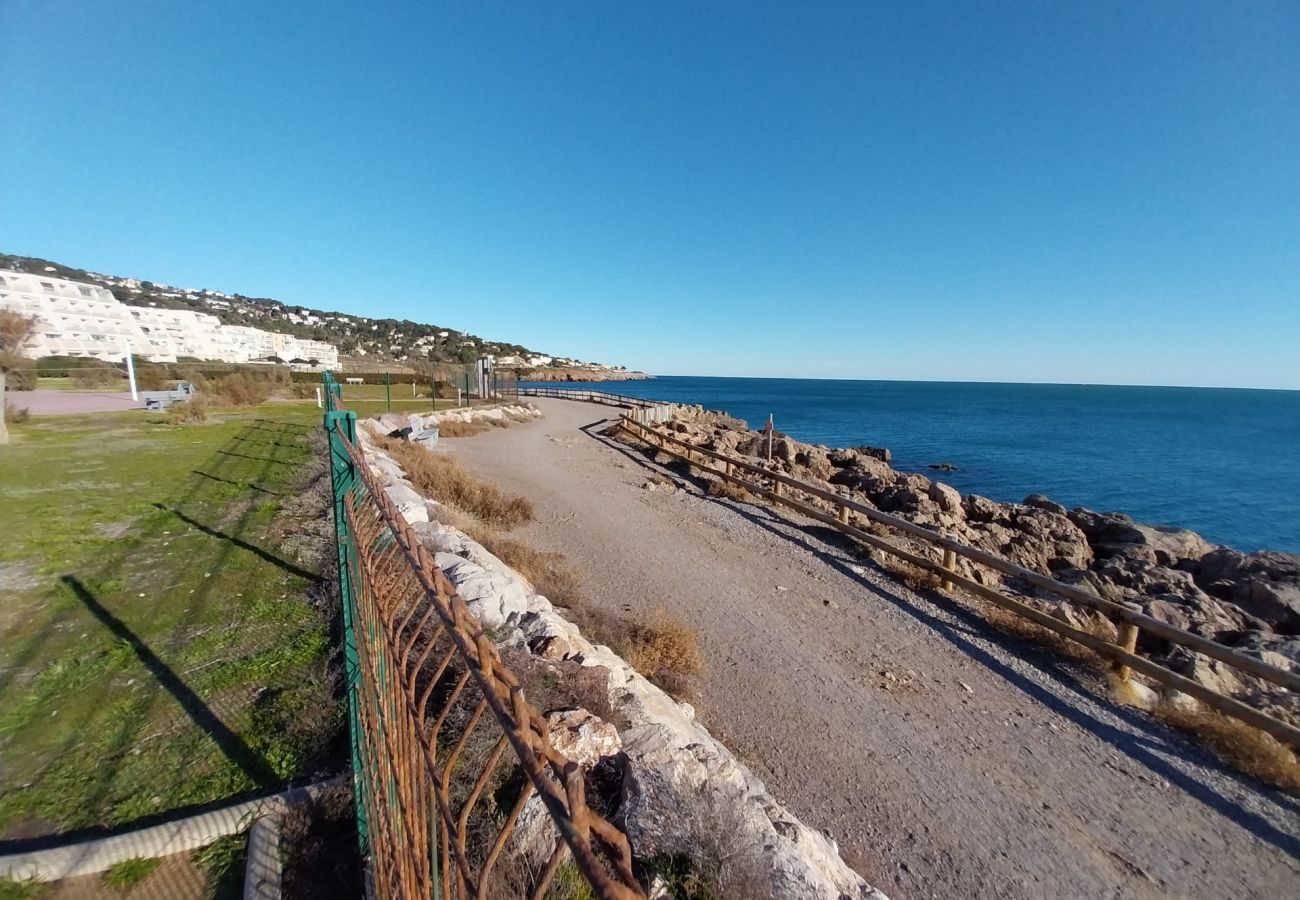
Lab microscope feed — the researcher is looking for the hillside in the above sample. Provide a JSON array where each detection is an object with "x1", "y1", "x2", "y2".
[{"x1": 0, "y1": 251, "x2": 634, "y2": 373}]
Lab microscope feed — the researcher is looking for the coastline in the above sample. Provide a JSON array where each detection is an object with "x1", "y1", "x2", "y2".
[
  {"x1": 519, "y1": 368, "x2": 652, "y2": 383},
  {"x1": 640, "y1": 404, "x2": 1300, "y2": 721}
]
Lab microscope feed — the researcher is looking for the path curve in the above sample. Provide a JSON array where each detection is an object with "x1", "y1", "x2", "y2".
[{"x1": 450, "y1": 397, "x2": 1299, "y2": 899}]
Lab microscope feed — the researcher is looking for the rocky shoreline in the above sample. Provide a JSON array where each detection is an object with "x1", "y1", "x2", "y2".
[
  {"x1": 655, "y1": 407, "x2": 1300, "y2": 724},
  {"x1": 521, "y1": 367, "x2": 651, "y2": 382}
]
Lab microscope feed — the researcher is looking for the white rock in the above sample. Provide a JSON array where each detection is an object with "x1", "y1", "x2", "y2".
[
  {"x1": 435, "y1": 553, "x2": 530, "y2": 629},
  {"x1": 545, "y1": 709, "x2": 621, "y2": 768},
  {"x1": 385, "y1": 483, "x2": 429, "y2": 525}
]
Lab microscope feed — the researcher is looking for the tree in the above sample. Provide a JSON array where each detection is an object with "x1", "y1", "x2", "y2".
[{"x1": 0, "y1": 310, "x2": 38, "y2": 444}]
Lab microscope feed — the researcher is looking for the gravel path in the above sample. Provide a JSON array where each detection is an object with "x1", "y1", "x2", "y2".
[{"x1": 450, "y1": 398, "x2": 1300, "y2": 899}]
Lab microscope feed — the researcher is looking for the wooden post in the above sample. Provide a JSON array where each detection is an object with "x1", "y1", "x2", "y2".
[
  {"x1": 941, "y1": 546, "x2": 956, "y2": 591},
  {"x1": 1114, "y1": 620, "x2": 1141, "y2": 682},
  {"x1": 773, "y1": 479, "x2": 782, "y2": 498},
  {"x1": 838, "y1": 504, "x2": 849, "y2": 525}
]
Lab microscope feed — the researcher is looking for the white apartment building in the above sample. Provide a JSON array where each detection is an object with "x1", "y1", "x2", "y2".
[
  {"x1": 0, "y1": 270, "x2": 339, "y2": 368},
  {"x1": 0, "y1": 270, "x2": 170, "y2": 362}
]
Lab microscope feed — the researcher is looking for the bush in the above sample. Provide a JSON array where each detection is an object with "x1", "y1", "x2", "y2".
[
  {"x1": 167, "y1": 397, "x2": 209, "y2": 424},
  {"x1": 72, "y1": 364, "x2": 125, "y2": 390},
  {"x1": 210, "y1": 373, "x2": 272, "y2": 406},
  {"x1": 4, "y1": 400, "x2": 30, "y2": 424},
  {"x1": 6, "y1": 367, "x2": 35, "y2": 391},
  {"x1": 626, "y1": 609, "x2": 703, "y2": 681},
  {"x1": 131, "y1": 361, "x2": 172, "y2": 391},
  {"x1": 373, "y1": 434, "x2": 533, "y2": 529}
]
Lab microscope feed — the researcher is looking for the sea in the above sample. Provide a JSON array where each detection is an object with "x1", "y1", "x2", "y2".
[{"x1": 522, "y1": 376, "x2": 1300, "y2": 554}]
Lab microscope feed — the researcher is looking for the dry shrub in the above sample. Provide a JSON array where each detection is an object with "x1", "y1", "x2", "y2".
[
  {"x1": 707, "y1": 479, "x2": 751, "y2": 502},
  {"x1": 210, "y1": 373, "x2": 271, "y2": 406},
  {"x1": 467, "y1": 525, "x2": 582, "y2": 607},
  {"x1": 71, "y1": 363, "x2": 123, "y2": 390},
  {"x1": 974, "y1": 599, "x2": 1107, "y2": 668},
  {"x1": 375, "y1": 435, "x2": 533, "y2": 529},
  {"x1": 1155, "y1": 702, "x2": 1300, "y2": 790},
  {"x1": 438, "y1": 419, "x2": 490, "y2": 438},
  {"x1": 876, "y1": 553, "x2": 945, "y2": 592},
  {"x1": 167, "y1": 397, "x2": 208, "y2": 424},
  {"x1": 4, "y1": 400, "x2": 30, "y2": 424},
  {"x1": 626, "y1": 609, "x2": 703, "y2": 682}
]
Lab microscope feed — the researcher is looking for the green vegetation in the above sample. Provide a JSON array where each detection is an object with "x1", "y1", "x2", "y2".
[
  {"x1": 102, "y1": 856, "x2": 162, "y2": 891},
  {"x1": 194, "y1": 835, "x2": 247, "y2": 900},
  {"x1": 0, "y1": 404, "x2": 337, "y2": 838},
  {"x1": 0, "y1": 878, "x2": 47, "y2": 900}
]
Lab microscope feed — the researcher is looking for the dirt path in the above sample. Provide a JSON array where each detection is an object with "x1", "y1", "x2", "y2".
[{"x1": 450, "y1": 398, "x2": 1300, "y2": 899}]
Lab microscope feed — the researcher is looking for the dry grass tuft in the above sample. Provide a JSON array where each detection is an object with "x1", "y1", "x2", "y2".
[
  {"x1": 167, "y1": 397, "x2": 208, "y2": 424},
  {"x1": 707, "y1": 479, "x2": 751, "y2": 502},
  {"x1": 1155, "y1": 702, "x2": 1300, "y2": 790},
  {"x1": 4, "y1": 400, "x2": 30, "y2": 424},
  {"x1": 876, "y1": 553, "x2": 945, "y2": 592},
  {"x1": 466, "y1": 525, "x2": 583, "y2": 607},
  {"x1": 374, "y1": 434, "x2": 533, "y2": 529},
  {"x1": 626, "y1": 609, "x2": 703, "y2": 682},
  {"x1": 437, "y1": 419, "x2": 491, "y2": 438}
]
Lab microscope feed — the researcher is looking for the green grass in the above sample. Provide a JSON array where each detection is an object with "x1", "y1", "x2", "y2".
[
  {"x1": 0, "y1": 405, "x2": 338, "y2": 839},
  {"x1": 0, "y1": 878, "x2": 47, "y2": 900},
  {"x1": 194, "y1": 834, "x2": 247, "y2": 900},
  {"x1": 103, "y1": 856, "x2": 161, "y2": 891}
]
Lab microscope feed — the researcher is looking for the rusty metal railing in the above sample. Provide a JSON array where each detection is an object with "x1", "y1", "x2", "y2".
[{"x1": 322, "y1": 373, "x2": 644, "y2": 899}]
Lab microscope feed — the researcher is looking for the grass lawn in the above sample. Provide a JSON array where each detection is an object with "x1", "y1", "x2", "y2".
[{"x1": 0, "y1": 404, "x2": 339, "y2": 841}]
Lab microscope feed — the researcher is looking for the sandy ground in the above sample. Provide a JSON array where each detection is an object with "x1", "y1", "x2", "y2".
[
  {"x1": 10, "y1": 389, "x2": 140, "y2": 415},
  {"x1": 446, "y1": 397, "x2": 1300, "y2": 900}
]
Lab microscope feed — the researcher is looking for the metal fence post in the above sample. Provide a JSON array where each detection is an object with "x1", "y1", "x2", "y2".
[
  {"x1": 385, "y1": 371, "x2": 391, "y2": 413},
  {"x1": 324, "y1": 406, "x2": 368, "y2": 854}
]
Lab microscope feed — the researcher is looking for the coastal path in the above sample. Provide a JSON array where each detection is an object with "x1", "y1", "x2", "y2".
[{"x1": 448, "y1": 397, "x2": 1300, "y2": 899}]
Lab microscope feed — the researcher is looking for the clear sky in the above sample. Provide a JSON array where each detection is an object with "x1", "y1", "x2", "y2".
[{"x1": 1, "y1": 1, "x2": 1297, "y2": 388}]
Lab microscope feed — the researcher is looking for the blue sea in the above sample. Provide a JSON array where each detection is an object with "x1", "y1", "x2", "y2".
[{"x1": 524, "y1": 376, "x2": 1300, "y2": 553}]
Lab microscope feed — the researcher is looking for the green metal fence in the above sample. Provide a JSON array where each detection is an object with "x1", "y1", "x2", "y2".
[{"x1": 321, "y1": 372, "x2": 644, "y2": 899}]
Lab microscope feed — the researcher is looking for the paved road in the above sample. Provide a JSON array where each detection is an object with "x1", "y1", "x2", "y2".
[
  {"x1": 10, "y1": 390, "x2": 140, "y2": 415},
  {"x1": 449, "y1": 397, "x2": 1300, "y2": 900}
]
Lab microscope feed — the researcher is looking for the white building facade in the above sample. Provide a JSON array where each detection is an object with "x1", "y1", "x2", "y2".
[{"x1": 0, "y1": 270, "x2": 338, "y2": 368}]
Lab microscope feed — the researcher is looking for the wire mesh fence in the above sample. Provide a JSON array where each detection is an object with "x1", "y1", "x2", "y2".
[{"x1": 322, "y1": 373, "x2": 644, "y2": 899}]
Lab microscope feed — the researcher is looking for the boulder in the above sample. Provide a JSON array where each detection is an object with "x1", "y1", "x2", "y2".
[
  {"x1": 928, "y1": 482, "x2": 964, "y2": 516},
  {"x1": 385, "y1": 483, "x2": 429, "y2": 525},
  {"x1": 620, "y1": 723, "x2": 886, "y2": 900},
  {"x1": 434, "y1": 553, "x2": 530, "y2": 629},
  {"x1": 963, "y1": 494, "x2": 1003, "y2": 524},
  {"x1": 1194, "y1": 548, "x2": 1300, "y2": 631},
  {"x1": 412, "y1": 426, "x2": 439, "y2": 449},
  {"x1": 544, "y1": 708, "x2": 621, "y2": 769},
  {"x1": 1024, "y1": 494, "x2": 1067, "y2": 516},
  {"x1": 853, "y1": 445, "x2": 892, "y2": 463},
  {"x1": 375, "y1": 412, "x2": 412, "y2": 435}
]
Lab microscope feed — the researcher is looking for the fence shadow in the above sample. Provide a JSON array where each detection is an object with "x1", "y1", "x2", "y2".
[
  {"x1": 0, "y1": 418, "x2": 325, "y2": 850},
  {"x1": 579, "y1": 416, "x2": 1300, "y2": 860},
  {"x1": 61, "y1": 575, "x2": 277, "y2": 786}
]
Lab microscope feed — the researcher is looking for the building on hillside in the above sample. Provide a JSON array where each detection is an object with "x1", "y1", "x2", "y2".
[
  {"x1": 0, "y1": 270, "x2": 170, "y2": 362},
  {"x1": 0, "y1": 269, "x2": 339, "y2": 369},
  {"x1": 127, "y1": 306, "x2": 239, "y2": 361}
]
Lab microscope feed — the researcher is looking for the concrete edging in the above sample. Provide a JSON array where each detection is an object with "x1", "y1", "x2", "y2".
[{"x1": 0, "y1": 778, "x2": 343, "y2": 883}]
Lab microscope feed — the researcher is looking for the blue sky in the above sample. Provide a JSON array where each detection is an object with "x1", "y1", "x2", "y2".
[{"x1": 1, "y1": 1, "x2": 1296, "y2": 388}]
